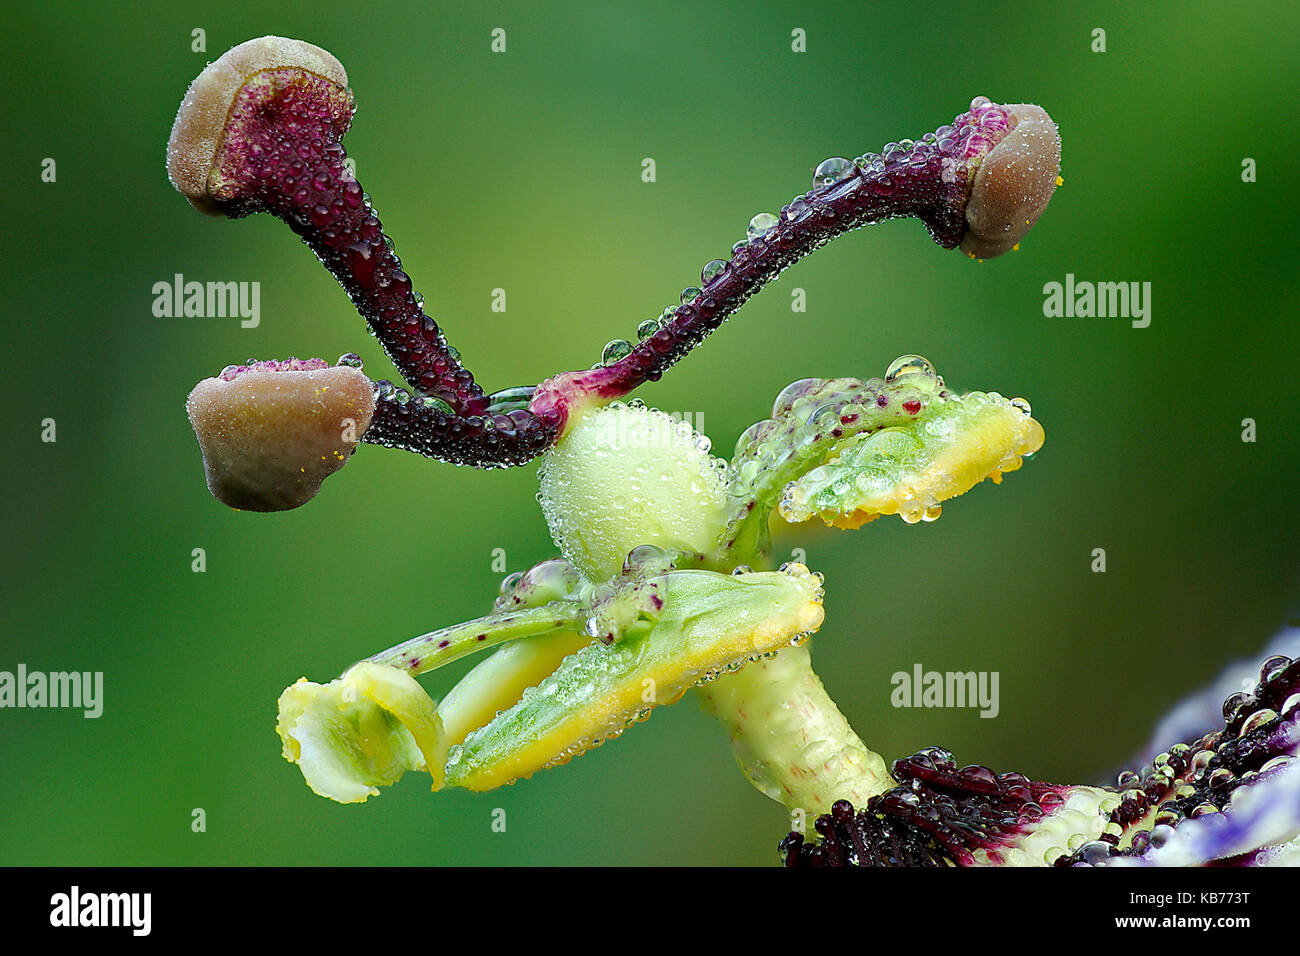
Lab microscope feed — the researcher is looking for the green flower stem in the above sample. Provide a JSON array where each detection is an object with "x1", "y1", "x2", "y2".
[
  {"x1": 367, "y1": 603, "x2": 589, "y2": 677},
  {"x1": 697, "y1": 643, "x2": 894, "y2": 818}
]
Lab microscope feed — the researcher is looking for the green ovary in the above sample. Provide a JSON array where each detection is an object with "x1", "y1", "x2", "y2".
[{"x1": 537, "y1": 403, "x2": 730, "y2": 581}]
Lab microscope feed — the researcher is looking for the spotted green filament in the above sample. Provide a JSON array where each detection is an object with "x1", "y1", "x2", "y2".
[{"x1": 367, "y1": 603, "x2": 589, "y2": 676}]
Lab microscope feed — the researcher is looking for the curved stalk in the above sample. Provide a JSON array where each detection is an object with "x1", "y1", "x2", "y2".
[{"x1": 697, "y1": 643, "x2": 894, "y2": 818}]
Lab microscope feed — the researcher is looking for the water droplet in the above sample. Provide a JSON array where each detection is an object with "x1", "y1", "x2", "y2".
[
  {"x1": 770, "y1": 378, "x2": 816, "y2": 416},
  {"x1": 336, "y1": 352, "x2": 363, "y2": 368},
  {"x1": 1079, "y1": 841, "x2": 1111, "y2": 866},
  {"x1": 885, "y1": 354, "x2": 937, "y2": 383},
  {"x1": 1259, "y1": 655, "x2": 1291, "y2": 683},
  {"x1": 1239, "y1": 708, "x2": 1278, "y2": 736},
  {"x1": 636, "y1": 319, "x2": 659, "y2": 341},
  {"x1": 701, "y1": 259, "x2": 728, "y2": 284},
  {"x1": 1010, "y1": 397, "x2": 1032, "y2": 415},
  {"x1": 808, "y1": 403, "x2": 839, "y2": 429},
  {"x1": 1154, "y1": 807, "x2": 1184, "y2": 827},
  {"x1": 417, "y1": 394, "x2": 454, "y2": 414},
  {"x1": 784, "y1": 198, "x2": 808, "y2": 221},
  {"x1": 1208, "y1": 768, "x2": 1234, "y2": 789},
  {"x1": 680, "y1": 286, "x2": 702, "y2": 304},
  {"x1": 747, "y1": 212, "x2": 778, "y2": 240},
  {"x1": 813, "y1": 157, "x2": 855, "y2": 188},
  {"x1": 602, "y1": 339, "x2": 633, "y2": 365}
]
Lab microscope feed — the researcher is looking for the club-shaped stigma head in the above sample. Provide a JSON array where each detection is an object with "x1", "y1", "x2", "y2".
[
  {"x1": 186, "y1": 358, "x2": 375, "y2": 511},
  {"x1": 959, "y1": 103, "x2": 1061, "y2": 259},
  {"x1": 166, "y1": 36, "x2": 351, "y2": 215}
]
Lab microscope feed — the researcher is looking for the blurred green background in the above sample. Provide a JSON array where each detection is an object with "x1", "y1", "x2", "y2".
[{"x1": 3, "y1": 0, "x2": 1296, "y2": 865}]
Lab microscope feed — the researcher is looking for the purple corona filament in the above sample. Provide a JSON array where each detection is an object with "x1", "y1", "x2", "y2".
[{"x1": 781, "y1": 652, "x2": 1300, "y2": 867}]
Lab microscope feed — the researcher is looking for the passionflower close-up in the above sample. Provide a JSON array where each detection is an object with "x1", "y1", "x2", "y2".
[{"x1": 165, "y1": 34, "x2": 1294, "y2": 868}]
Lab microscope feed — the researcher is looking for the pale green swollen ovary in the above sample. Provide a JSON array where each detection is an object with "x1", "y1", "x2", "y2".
[{"x1": 538, "y1": 403, "x2": 732, "y2": 580}]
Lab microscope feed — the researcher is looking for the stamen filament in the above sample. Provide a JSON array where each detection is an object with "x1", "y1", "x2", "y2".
[{"x1": 367, "y1": 602, "x2": 588, "y2": 675}]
